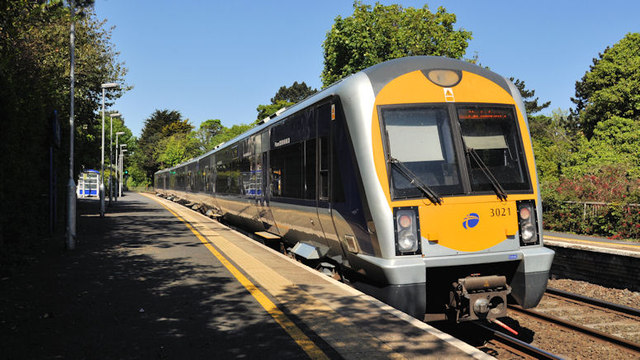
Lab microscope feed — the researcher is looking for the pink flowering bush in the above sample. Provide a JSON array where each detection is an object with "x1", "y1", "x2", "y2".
[{"x1": 541, "y1": 165, "x2": 640, "y2": 239}]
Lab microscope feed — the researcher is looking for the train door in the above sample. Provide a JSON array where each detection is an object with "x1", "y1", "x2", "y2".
[
  {"x1": 315, "y1": 102, "x2": 342, "y2": 257},
  {"x1": 254, "y1": 131, "x2": 280, "y2": 234}
]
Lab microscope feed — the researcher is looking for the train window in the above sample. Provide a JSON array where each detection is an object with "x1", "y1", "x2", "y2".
[
  {"x1": 319, "y1": 136, "x2": 329, "y2": 200},
  {"x1": 381, "y1": 105, "x2": 463, "y2": 198},
  {"x1": 239, "y1": 153, "x2": 251, "y2": 196},
  {"x1": 216, "y1": 148, "x2": 233, "y2": 194},
  {"x1": 457, "y1": 106, "x2": 530, "y2": 191},
  {"x1": 229, "y1": 146, "x2": 241, "y2": 194},
  {"x1": 305, "y1": 139, "x2": 316, "y2": 199},
  {"x1": 203, "y1": 165, "x2": 209, "y2": 192},
  {"x1": 270, "y1": 142, "x2": 303, "y2": 199}
]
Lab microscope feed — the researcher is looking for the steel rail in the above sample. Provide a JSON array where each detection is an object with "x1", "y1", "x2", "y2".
[
  {"x1": 509, "y1": 305, "x2": 640, "y2": 354},
  {"x1": 473, "y1": 322, "x2": 563, "y2": 360},
  {"x1": 546, "y1": 287, "x2": 640, "y2": 318}
]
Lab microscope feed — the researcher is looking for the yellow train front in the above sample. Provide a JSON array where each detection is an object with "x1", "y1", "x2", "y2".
[{"x1": 344, "y1": 57, "x2": 555, "y2": 322}]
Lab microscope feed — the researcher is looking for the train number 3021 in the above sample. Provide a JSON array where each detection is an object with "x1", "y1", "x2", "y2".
[{"x1": 490, "y1": 208, "x2": 511, "y2": 217}]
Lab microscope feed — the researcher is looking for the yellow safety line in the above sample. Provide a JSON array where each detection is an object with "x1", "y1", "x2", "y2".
[
  {"x1": 544, "y1": 235, "x2": 640, "y2": 250},
  {"x1": 157, "y1": 201, "x2": 329, "y2": 360}
]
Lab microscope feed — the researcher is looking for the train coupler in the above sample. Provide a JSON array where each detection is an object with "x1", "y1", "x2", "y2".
[{"x1": 448, "y1": 275, "x2": 511, "y2": 322}]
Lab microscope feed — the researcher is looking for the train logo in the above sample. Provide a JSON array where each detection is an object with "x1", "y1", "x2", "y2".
[{"x1": 462, "y1": 213, "x2": 480, "y2": 229}]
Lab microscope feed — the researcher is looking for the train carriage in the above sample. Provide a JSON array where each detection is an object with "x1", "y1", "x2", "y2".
[{"x1": 155, "y1": 56, "x2": 554, "y2": 322}]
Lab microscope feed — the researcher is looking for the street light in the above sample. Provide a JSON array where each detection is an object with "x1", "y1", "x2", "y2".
[
  {"x1": 119, "y1": 144, "x2": 128, "y2": 197},
  {"x1": 115, "y1": 131, "x2": 125, "y2": 201},
  {"x1": 109, "y1": 112, "x2": 121, "y2": 204},
  {"x1": 100, "y1": 82, "x2": 118, "y2": 217},
  {"x1": 67, "y1": 0, "x2": 77, "y2": 250}
]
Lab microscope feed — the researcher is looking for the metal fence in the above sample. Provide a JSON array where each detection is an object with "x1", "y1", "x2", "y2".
[{"x1": 563, "y1": 201, "x2": 640, "y2": 221}]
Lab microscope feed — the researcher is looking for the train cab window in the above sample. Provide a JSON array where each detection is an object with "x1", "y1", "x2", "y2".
[
  {"x1": 381, "y1": 105, "x2": 463, "y2": 198},
  {"x1": 457, "y1": 106, "x2": 530, "y2": 192}
]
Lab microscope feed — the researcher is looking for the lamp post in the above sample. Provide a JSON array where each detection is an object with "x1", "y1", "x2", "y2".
[
  {"x1": 109, "y1": 112, "x2": 121, "y2": 204},
  {"x1": 115, "y1": 131, "x2": 125, "y2": 200},
  {"x1": 119, "y1": 145, "x2": 128, "y2": 197},
  {"x1": 67, "y1": 0, "x2": 76, "y2": 249},
  {"x1": 100, "y1": 82, "x2": 118, "y2": 217}
]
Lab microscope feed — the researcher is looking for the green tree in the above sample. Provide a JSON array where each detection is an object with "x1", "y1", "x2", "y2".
[
  {"x1": 509, "y1": 77, "x2": 551, "y2": 116},
  {"x1": 136, "y1": 109, "x2": 186, "y2": 182},
  {"x1": 100, "y1": 113, "x2": 135, "y2": 172},
  {"x1": 255, "y1": 82, "x2": 318, "y2": 123},
  {"x1": 571, "y1": 33, "x2": 640, "y2": 138},
  {"x1": 0, "y1": 1, "x2": 126, "y2": 257},
  {"x1": 270, "y1": 81, "x2": 317, "y2": 103},
  {"x1": 156, "y1": 132, "x2": 201, "y2": 168},
  {"x1": 195, "y1": 119, "x2": 224, "y2": 151},
  {"x1": 256, "y1": 99, "x2": 294, "y2": 122},
  {"x1": 321, "y1": 1, "x2": 472, "y2": 87},
  {"x1": 566, "y1": 116, "x2": 640, "y2": 179},
  {"x1": 210, "y1": 124, "x2": 253, "y2": 147},
  {"x1": 530, "y1": 109, "x2": 575, "y2": 183},
  {"x1": 161, "y1": 119, "x2": 193, "y2": 137}
]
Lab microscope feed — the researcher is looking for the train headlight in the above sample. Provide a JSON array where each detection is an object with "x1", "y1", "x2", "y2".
[
  {"x1": 397, "y1": 231, "x2": 417, "y2": 252},
  {"x1": 521, "y1": 224, "x2": 536, "y2": 242},
  {"x1": 394, "y1": 207, "x2": 420, "y2": 255},
  {"x1": 517, "y1": 200, "x2": 539, "y2": 245},
  {"x1": 425, "y1": 69, "x2": 462, "y2": 87}
]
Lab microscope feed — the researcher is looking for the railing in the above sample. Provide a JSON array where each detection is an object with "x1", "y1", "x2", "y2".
[{"x1": 562, "y1": 201, "x2": 640, "y2": 221}]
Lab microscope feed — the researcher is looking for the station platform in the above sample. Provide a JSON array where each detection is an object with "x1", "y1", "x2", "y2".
[
  {"x1": 543, "y1": 231, "x2": 640, "y2": 292},
  {"x1": 0, "y1": 192, "x2": 490, "y2": 359},
  {"x1": 543, "y1": 231, "x2": 640, "y2": 257}
]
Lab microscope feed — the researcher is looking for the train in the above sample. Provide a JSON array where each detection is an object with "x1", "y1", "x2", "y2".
[{"x1": 155, "y1": 56, "x2": 555, "y2": 322}]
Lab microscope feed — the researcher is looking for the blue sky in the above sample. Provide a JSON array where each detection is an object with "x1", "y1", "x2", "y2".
[{"x1": 94, "y1": 0, "x2": 640, "y2": 137}]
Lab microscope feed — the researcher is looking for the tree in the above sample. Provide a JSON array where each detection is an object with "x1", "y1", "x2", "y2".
[
  {"x1": 509, "y1": 77, "x2": 551, "y2": 116},
  {"x1": 255, "y1": 82, "x2": 318, "y2": 123},
  {"x1": 210, "y1": 124, "x2": 253, "y2": 147},
  {"x1": 156, "y1": 132, "x2": 200, "y2": 168},
  {"x1": 256, "y1": 100, "x2": 294, "y2": 122},
  {"x1": 195, "y1": 119, "x2": 224, "y2": 151},
  {"x1": 0, "y1": 1, "x2": 126, "y2": 255},
  {"x1": 101, "y1": 114, "x2": 135, "y2": 172},
  {"x1": 161, "y1": 119, "x2": 193, "y2": 137},
  {"x1": 565, "y1": 116, "x2": 640, "y2": 179},
  {"x1": 529, "y1": 109, "x2": 576, "y2": 183},
  {"x1": 321, "y1": 1, "x2": 472, "y2": 87},
  {"x1": 571, "y1": 33, "x2": 640, "y2": 138},
  {"x1": 136, "y1": 109, "x2": 186, "y2": 182},
  {"x1": 270, "y1": 81, "x2": 317, "y2": 103}
]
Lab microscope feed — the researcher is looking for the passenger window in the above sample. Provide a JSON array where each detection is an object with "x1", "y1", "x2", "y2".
[
  {"x1": 319, "y1": 136, "x2": 329, "y2": 200},
  {"x1": 305, "y1": 139, "x2": 316, "y2": 199},
  {"x1": 270, "y1": 142, "x2": 303, "y2": 198}
]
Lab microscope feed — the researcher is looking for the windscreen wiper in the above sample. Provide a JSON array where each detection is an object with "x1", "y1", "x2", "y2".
[
  {"x1": 465, "y1": 147, "x2": 508, "y2": 201},
  {"x1": 388, "y1": 156, "x2": 442, "y2": 205}
]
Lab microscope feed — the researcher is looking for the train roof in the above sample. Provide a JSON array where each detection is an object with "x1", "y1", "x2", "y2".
[
  {"x1": 362, "y1": 56, "x2": 511, "y2": 95},
  {"x1": 155, "y1": 56, "x2": 515, "y2": 175}
]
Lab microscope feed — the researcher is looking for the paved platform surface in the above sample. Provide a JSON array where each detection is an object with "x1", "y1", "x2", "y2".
[
  {"x1": 0, "y1": 192, "x2": 489, "y2": 359},
  {"x1": 544, "y1": 231, "x2": 640, "y2": 257}
]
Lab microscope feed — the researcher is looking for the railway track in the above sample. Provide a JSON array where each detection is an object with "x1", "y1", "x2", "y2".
[
  {"x1": 545, "y1": 286, "x2": 640, "y2": 318},
  {"x1": 473, "y1": 322, "x2": 562, "y2": 359},
  {"x1": 499, "y1": 287, "x2": 640, "y2": 358},
  {"x1": 455, "y1": 287, "x2": 640, "y2": 359},
  {"x1": 509, "y1": 305, "x2": 640, "y2": 354}
]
